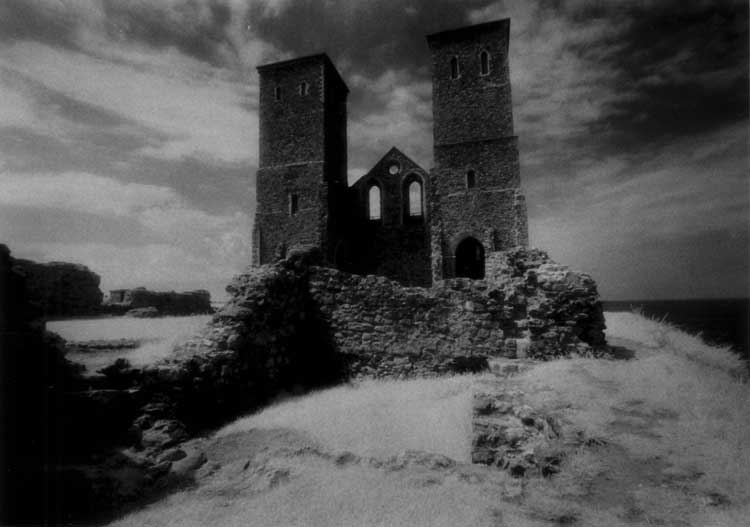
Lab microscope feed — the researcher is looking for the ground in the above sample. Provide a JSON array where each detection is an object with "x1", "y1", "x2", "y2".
[{"x1": 104, "y1": 312, "x2": 749, "y2": 527}]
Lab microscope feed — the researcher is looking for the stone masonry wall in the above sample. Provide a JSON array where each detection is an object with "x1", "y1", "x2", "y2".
[
  {"x1": 154, "y1": 247, "x2": 605, "y2": 403},
  {"x1": 433, "y1": 138, "x2": 520, "y2": 192},
  {"x1": 308, "y1": 268, "x2": 513, "y2": 377},
  {"x1": 346, "y1": 148, "x2": 432, "y2": 287},
  {"x1": 255, "y1": 163, "x2": 329, "y2": 264},
  {"x1": 97, "y1": 247, "x2": 606, "y2": 503},
  {"x1": 428, "y1": 20, "x2": 514, "y2": 145}
]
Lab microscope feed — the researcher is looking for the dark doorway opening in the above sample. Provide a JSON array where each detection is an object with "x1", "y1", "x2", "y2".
[{"x1": 455, "y1": 237, "x2": 485, "y2": 279}]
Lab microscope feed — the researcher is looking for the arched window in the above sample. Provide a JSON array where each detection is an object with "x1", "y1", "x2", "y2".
[
  {"x1": 450, "y1": 56, "x2": 459, "y2": 79},
  {"x1": 368, "y1": 185, "x2": 381, "y2": 221},
  {"x1": 274, "y1": 86, "x2": 282, "y2": 101},
  {"x1": 479, "y1": 50, "x2": 490, "y2": 76},
  {"x1": 408, "y1": 180, "x2": 423, "y2": 217},
  {"x1": 298, "y1": 81, "x2": 309, "y2": 95},
  {"x1": 402, "y1": 174, "x2": 424, "y2": 223},
  {"x1": 466, "y1": 170, "x2": 477, "y2": 189}
]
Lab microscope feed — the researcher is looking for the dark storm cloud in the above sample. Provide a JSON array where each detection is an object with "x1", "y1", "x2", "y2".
[
  {"x1": 0, "y1": 0, "x2": 237, "y2": 66},
  {"x1": 0, "y1": 0, "x2": 83, "y2": 47},
  {"x1": 1, "y1": 0, "x2": 747, "y2": 299},
  {"x1": 576, "y1": 0, "x2": 749, "y2": 150},
  {"x1": 102, "y1": 0, "x2": 235, "y2": 66},
  {"x1": 245, "y1": 0, "x2": 493, "y2": 75}
]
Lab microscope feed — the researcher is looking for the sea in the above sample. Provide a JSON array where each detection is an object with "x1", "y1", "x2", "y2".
[{"x1": 603, "y1": 298, "x2": 749, "y2": 361}]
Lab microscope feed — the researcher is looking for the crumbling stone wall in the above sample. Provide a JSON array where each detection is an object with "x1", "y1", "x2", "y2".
[
  {"x1": 156, "y1": 247, "x2": 605, "y2": 398},
  {"x1": 309, "y1": 246, "x2": 605, "y2": 374},
  {"x1": 309, "y1": 269, "x2": 509, "y2": 377}
]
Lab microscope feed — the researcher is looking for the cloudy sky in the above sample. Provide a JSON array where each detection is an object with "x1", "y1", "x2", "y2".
[{"x1": 0, "y1": 0, "x2": 747, "y2": 301}]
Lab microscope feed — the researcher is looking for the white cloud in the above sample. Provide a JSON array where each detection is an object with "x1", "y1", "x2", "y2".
[
  {"x1": 0, "y1": 172, "x2": 177, "y2": 216},
  {"x1": 0, "y1": 40, "x2": 257, "y2": 163},
  {"x1": 469, "y1": 3, "x2": 636, "y2": 146},
  {"x1": 526, "y1": 121, "x2": 748, "y2": 297},
  {"x1": 0, "y1": 171, "x2": 252, "y2": 298}
]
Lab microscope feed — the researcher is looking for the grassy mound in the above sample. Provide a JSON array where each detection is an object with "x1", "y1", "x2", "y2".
[{"x1": 106, "y1": 312, "x2": 749, "y2": 527}]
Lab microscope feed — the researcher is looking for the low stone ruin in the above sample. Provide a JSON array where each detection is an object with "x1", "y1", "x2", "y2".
[
  {"x1": 121, "y1": 246, "x2": 606, "y2": 453},
  {"x1": 0, "y1": 243, "x2": 608, "y2": 524},
  {"x1": 104, "y1": 287, "x2": 213, "y2": 316}
]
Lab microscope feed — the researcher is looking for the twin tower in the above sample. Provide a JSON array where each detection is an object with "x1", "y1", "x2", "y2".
[{"x1": 252, "y1": 19, "x2": 528, "y2": 286}]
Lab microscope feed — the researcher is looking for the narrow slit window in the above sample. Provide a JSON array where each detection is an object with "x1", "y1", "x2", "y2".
[
  {"x1": 289, "y1": 193, "x2": 299, "y2": 215},
  {"x1": 479, "y1": 50, "x2": 490, "y2": 75},
  {"x1": 450, "y1": 56, "x2": 459, "y2": 79},
  {"x1": 408, "y1": 181, "x2": 423, "y2": 216},
  {"x1": 466, "y1": 170, "x2": 476, "y2": 189},
  {"x1": 274, "y1": 86, "x2": 282, "y2": 101},
  {"x1": 368, "y1": 185, "x2": 381, "y2": 221}
]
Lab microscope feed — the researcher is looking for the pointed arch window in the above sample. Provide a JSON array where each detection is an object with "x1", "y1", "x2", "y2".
[
  {"x1": 466, "y1": 170, "x2": 477, "y2": 189},
  {"x1": 408, "y1": 180, "x2": 423, "y2": 217},
  {"x1": 402, "y1": 174, "x2": 424, "y2": 223},
  {"x1": 298, "y1": 81, "x2": 309, "y2": 95},
  {"x1": 479, "y1": 50, "x2": 490, "y2": 76},
  {"x1": 368, "y1": 184, "x2": 382, "y2": 221},
  {"x1": 450, "y1": 56, "x2": 460, "y2": 80}
]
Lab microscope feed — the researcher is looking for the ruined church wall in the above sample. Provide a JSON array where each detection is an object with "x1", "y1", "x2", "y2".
[{"x1": 308, "y1": 267, "x2": 517, "y2": 377}]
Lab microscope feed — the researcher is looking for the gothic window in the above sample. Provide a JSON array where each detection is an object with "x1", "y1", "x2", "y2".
[
  {"x1": 450, "y1": 56, "x2": 460, "y2": 79},
  {"x1": 289, "y1": 193, "x2": 299, "y2": 215},
  {"x1": 274, "y1": 86, "x2": 282, "y2": 101},
  {"x1": 368, "y1": 184, "x2": 381, "y2": 221},
  {"x1": 479, "y1": 50, "x2": 490, "y2": 76},
  {"x1": 466, "y1": 170, "x2": 477, "y2": 189},
  {"x1": 402, "y1": 174, "x2": 424, "y2": 223},
  {"x1": 298, "y1": 81, "x2": 309, "y2": 95},
  {"x1": 408, "y1": 181, "x2": 423, "y2": 216}
]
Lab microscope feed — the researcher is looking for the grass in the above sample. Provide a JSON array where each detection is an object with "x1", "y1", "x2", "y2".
[
  {"x1": 518, "y1": 311, "x2": 750, "y2": 525},
  {"x1": 217, "y1": 375, "x2": 480, "y2": 462},
  {"x1": 47, "y1": 315, "x2": 212, "y2": 369},
  {"x1": 105, "y1": 311, "x2": 749, "y2": 526}
]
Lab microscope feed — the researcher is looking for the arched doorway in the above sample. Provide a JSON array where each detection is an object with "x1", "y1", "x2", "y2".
[{"x1": 455, "y1": 237, "x2": 485, "y2": 279}]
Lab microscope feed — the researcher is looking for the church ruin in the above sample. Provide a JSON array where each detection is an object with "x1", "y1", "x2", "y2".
[{"x1": 252, "y1": 19, "x2": 528, "y2": 286}]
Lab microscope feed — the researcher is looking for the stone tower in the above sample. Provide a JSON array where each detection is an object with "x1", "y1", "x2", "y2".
[
  {"x1": 253, "y1": 53, "x2": 349, "y2": 266},
  {"x1": 426, "y1": 19, "x2": 528, "y2": 281}
]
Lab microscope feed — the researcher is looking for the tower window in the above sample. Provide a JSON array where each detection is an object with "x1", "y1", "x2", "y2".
[
  {"x1": 274, "y1": 86, "x2": 282, "y2": 101},
  {"x1": 368, "y1": 184, "x2": 382, "y2": 221},
  {"x1": 289, "y1": 193, "x2": 299, "y2": 215},
  {"x1": 466, "y1": 170, "x2": 476, "y2": 189},
  {"x1": 450, "y1": 56, "x2": 460, "y2": 79},
  {"x1": 479, "y1": 50, "x2": 490, "y2": 76},
  {"x1": 297, "y1": 81, "x2": 309, "y2": 95}
]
